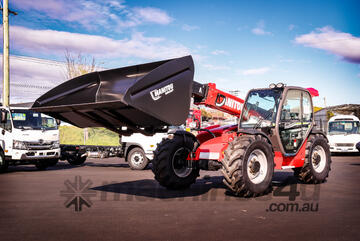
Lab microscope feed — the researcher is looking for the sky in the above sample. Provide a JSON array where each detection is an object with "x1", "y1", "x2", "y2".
[{"x1": 1, "y1": 0, "x2": 360, "y2": 106}]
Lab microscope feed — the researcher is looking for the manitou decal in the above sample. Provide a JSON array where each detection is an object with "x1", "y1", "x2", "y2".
[
  {"x1": 215, "y1": 94, "x2": 242, "y2": 111},
  {"x1": 150, "y1": 83, "x2": 174, "y2": 101}
]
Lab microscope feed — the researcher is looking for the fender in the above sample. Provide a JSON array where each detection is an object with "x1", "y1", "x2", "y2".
[
  {"x1": 172, "y1": 130, "x2": 199, "y2": 147},
  {"x1": 310, "y1": 128, "x2": 328, "y2": 141},
  {"x1": 237, "y1": 128, "x2": 274, "y2": 150}
]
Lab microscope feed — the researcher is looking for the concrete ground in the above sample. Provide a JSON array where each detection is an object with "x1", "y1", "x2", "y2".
[{"x1": 0, "y1": 154, "x2": 359, "y2": 241}]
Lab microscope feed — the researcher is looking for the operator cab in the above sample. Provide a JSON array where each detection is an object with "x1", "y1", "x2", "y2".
[{"x1": 239, "y1": 84, "x2": 314, "y2": 155}]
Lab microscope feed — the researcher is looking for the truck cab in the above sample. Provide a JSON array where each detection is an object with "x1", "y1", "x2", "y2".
[
  {"x1": 0, "y1": 104, "x2": 61, "y2": 171},
  {"x1": 327, "y1": 115, "x2": 360, "y2": 153}
]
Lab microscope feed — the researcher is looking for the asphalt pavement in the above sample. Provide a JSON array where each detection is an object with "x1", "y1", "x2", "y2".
[{"x1": 0, "y1": 154, "x2": 359, "y2": 241}]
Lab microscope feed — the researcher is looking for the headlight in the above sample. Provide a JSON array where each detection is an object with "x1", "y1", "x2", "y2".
[
  {"x1": 13, "y1": 140, "x2": 27, "y2": 150},
  {"x1": 52, "y1": 141, "x2": 60, "y2": 149}
]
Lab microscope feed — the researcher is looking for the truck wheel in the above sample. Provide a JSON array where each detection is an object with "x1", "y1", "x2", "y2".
[
  {"x1": 47, "y1": 159, "x2": 59, "y2": 167},
  {"x1": 295, "y1": 134, "x2": 331, "y2": 184},
  {"x1": 35, "y1": 161, "x2": 48, "y2": 170},
  {"x1": 67, "y1": 156, "x2": 87, "y2": 166},
  {"x1": 127, "y1": 147, "x2": 149, "y2": 170},
  {"x1": 0, "y1": 151, "x2": 8, "y2": 173},
  {"x1": 152, "y1": 135, "x2": 199, "y2": 189},
  {"x1": 222, "y1": 135, "x2": 274, "y2": 197}
]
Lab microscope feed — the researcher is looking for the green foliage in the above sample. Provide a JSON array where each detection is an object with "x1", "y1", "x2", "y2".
[{"x1": 60, "y1": 126, "x2": 119, "y2": 146}]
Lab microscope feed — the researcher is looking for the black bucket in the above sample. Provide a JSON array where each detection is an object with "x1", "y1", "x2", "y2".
[{"x1": 32, "y1": 55, "x2": 194, "y2": 135}]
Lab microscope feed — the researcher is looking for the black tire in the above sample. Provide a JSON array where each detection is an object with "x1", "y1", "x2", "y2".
[
  {"x1": 0, "y1": 150, "x2": 8, "y2": 173},
  {"x1": 152, "y1": 135, "x2": 199, "y2": 189},
  {"x1": 222, "y1": 135, "x2": 274, "y2": 197},
  {"x1": 35, "y1": 160, "x2": 48, "y2": 170},
  {"x1": 295, "y1": 134, "x2": 331, "y2": 184},
  {"x1": 47, "y1": 158, "x2": 59, "y2": 167},
  {"x1": 127, "y1": 147, "x2": 149, "y2": 170},
  {"x1": 67, "y1": 155, "x2": 87, "y2": 165}
]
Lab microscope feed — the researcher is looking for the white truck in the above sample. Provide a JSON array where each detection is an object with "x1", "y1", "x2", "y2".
[
  {"x1": 0, "y1": 103, "x2": 61, "y2": 172},
  {"x1": 327, "y1": 115, "x2": 360, "y2": 153},
  {"x1": 120, "y1": 133, "x2": 168, "y2": 170}
]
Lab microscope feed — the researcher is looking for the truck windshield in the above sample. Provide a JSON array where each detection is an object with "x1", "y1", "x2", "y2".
[
  {"x1": 11, "y1": 110, "x2": 58, "y2": 130},
  {"x1": 240, "y1": 89, "x2": 282, "y2": 128},
  {"x1": 328, "y1": 121, "x2": 360, "y2": 135}
]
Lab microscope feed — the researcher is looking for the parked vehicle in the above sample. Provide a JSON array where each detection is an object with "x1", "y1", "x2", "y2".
[
  {"x1": 60, "y1": 144, "x2": 121, "y2": 165},
  {"x1": 32, "y1": 55, "x2": 331, "y2": 197},
  {"x1": 120, "y1": 133, "x2": 168, "y2": 170},
  {"x1": 0, "y1": 103, "x2": 60, "y2": 171},
  {"x1": 327, "y1": 115, "x2": 360, "y2": 153}
]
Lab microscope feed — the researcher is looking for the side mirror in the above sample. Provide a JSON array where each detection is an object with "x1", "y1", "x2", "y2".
[
  {"x1": 56, "y1": 119, "x2": 61, "y2": 126},
  {"x1": 0, "y1": 110, "x2": 7, "y2": 123}
]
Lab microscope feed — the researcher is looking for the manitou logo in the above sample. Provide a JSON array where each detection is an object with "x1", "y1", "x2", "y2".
[
  {"x1": 215, "y1": 95, "x2": 242, "y2": 111},
  {"x1": 150, "y1": 83, "x2": 174, "y2": 101}
]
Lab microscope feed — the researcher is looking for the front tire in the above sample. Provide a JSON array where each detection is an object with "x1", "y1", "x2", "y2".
[
  {"x1": 35, "y1": 160, "x2": 48, "y2": 170},
  {"x1": 222, "y1": 135, "x2": 274, "y2": 197},
  {"x1": 295, "y1": 134, "x2": 331, "y2": 183},
  {"x1": 47, "y1": 158, "x2": 59, "y2": 167},
  {"x1": 152, "y1": 135, "x2": 199, "y2": 189},
  {"x1": 127, "y1": 147, "x2": 149, "y2": 170}
]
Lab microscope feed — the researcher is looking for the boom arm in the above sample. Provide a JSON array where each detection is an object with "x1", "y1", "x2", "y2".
[{"x1": 192, "y1": 82, "x2": 244, "y2": 117}]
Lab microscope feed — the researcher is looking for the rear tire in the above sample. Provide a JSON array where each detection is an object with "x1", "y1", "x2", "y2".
[
  {"x1": 222, "y1": 135, "x2": 274, "y2": 197},
  {"x1": 0, "y1": 151, "x2": 8, "y2": 173},
  {"x1": 152, "y1": 135, "x2": 199, "y2": 189},
  {"x1": 67, "y1": 156, "x2": 87, "y2": 165},
  {"x1": 127, "y1": 147, "x2": 149, "y2": 170},
  {"x1": 295, "y1": 134, "x2": 331, "y2": 184}
]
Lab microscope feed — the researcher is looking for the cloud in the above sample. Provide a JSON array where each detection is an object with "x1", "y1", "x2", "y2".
[
  {"x1": 11, "y1": 0, "x2": 173, "y2": 30},
  {"x1": 240, "y1": 67, "x2": 270, "y2": 75},
  {"x1": 289, "y1": 24, "x2": 296, "y2": 31},
  {"x1": 8, "y1": 26, "x2": 190, "y2": 60},
  {"x1": 0, "y1": 55, "x2": 66, "y2": 103},
  {"x1": 182, "y1": 24, "x2": 200, "y2": 31},
  {"x1": 132, "y1": 7, "x2": 173, "y2": 25},
  {"x1": 251, "y1": 20, "x2": 272, "y2": 36},
  {"x1": 211, "y1": 50, "x2": 228, "y2": 55},
  {"x1": 295, "y1": 26, "x2": 360, "y2": 63}
]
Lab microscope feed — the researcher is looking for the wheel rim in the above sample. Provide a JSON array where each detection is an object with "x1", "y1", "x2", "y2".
[
  {"x1": 0, "y1": 155, "x2": 3, "y2": 166},
  {"x1": 172, "y1": 147, "x2": 192, "y2": 178},
  {"x1": 312, "y1": 145, "x2": 326, "y2": 173},
  {"x1": 246, "y1": 149, "x2": 268, "y2": 184},
  {"x1": 130, "y1": 152, "x2": 144, "y2": 167}
]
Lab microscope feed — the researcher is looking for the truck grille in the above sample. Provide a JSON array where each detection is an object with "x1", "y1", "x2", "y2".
[
  {"x1": 335, "y1": 143, "x2": 354, "y2": 147},
  {"x1": 25, "y1": 141, "x2": 53, "y2": 150}
]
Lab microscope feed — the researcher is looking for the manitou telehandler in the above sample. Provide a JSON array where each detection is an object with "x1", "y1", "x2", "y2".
[{"x1": 32, "y1": 55, "x2": 331, "y2": 197}]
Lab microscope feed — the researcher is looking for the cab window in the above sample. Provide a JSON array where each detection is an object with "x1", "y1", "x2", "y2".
[{"x1": 0, "y1": 110, "x2": 12, "y2": 132}]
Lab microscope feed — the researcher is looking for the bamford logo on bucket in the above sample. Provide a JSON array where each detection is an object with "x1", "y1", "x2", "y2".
[{"x1": 150, "y1": 83, "x2": 174, "y2": 101}]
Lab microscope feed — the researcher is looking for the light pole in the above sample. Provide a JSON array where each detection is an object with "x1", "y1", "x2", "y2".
[
  {"x1": 2, "y1": 0, "x2": 9, "y2": 107},
  {"x1": 1, "y1": 0, "x2": 17, "y2": 107}
]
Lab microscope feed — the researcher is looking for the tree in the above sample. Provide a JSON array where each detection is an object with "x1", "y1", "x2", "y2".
[
  {"x1": 64, "y1": 51, "x2": 99, "y2": 79},
  {"x1": 64, "y1": 51, "x2": 100, "y2": 144}
]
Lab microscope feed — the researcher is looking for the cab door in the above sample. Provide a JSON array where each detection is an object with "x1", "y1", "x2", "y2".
[
  {"x1": 278, "y1": 90, "x2": 313, "y2": 154},
  {"x1": 0, "y1": 109, "x2": 13, "y2": 155}
]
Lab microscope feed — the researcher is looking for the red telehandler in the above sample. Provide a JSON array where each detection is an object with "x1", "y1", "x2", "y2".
[{"x1": 32, "y1": 55, "x2": 331, "y2": 197}]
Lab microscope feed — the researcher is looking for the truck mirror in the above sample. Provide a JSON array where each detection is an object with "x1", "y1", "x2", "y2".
[
  {"x1": 0, "y1": 110, "x2": 7, "y2": 123},
  {"x1": 56, "y1": 119, "x2": 61, "y2": 126}
]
